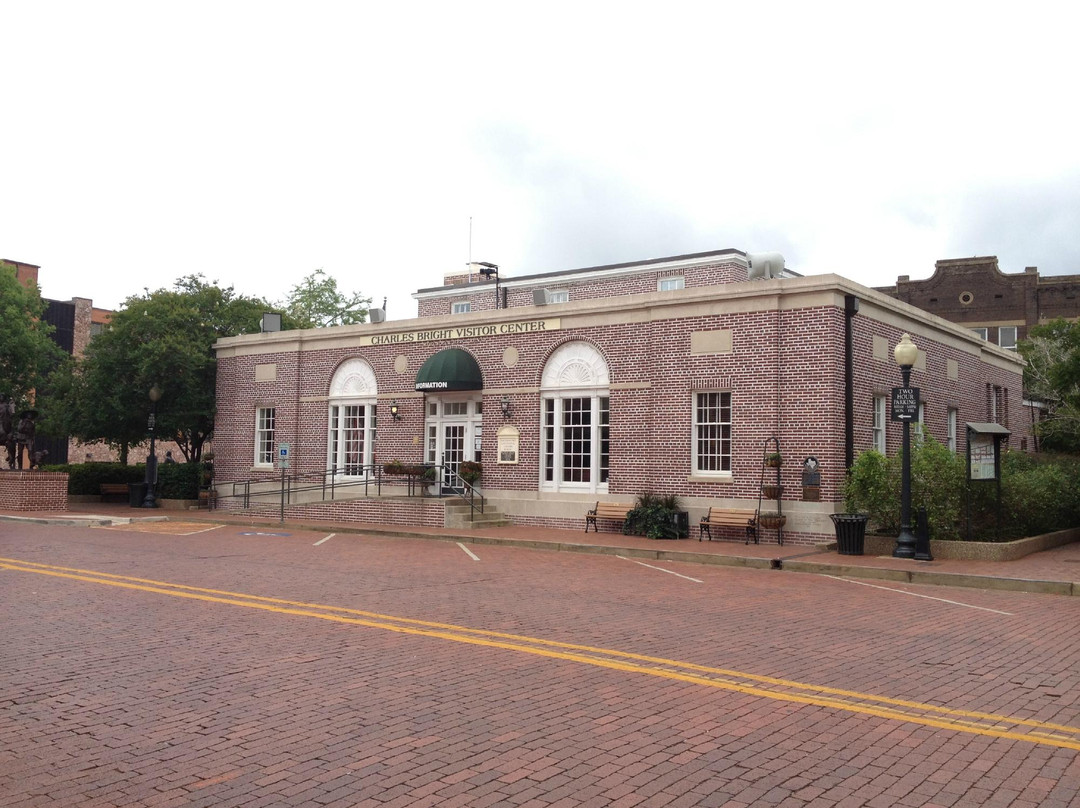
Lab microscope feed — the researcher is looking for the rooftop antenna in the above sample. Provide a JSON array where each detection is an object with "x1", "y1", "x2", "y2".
[{"x1": 468, "y1": 216, "x2": 473, "y2": 282}]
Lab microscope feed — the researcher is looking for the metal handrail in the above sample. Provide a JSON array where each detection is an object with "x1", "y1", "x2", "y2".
[{"x1": 210, "y1": 463, "x2": 485, "y2": 521}]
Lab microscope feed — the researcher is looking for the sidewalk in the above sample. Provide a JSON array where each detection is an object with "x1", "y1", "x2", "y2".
[{"x1": 2, "y1": 503, "x2": 1078, "y2": 596}]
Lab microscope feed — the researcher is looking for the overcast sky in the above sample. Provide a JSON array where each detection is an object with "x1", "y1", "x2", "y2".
[{"x1": 4, "y1": 2, "x2": 1079, "y2": 320}]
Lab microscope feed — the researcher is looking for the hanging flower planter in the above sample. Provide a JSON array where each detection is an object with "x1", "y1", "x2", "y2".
[
  {"x1": 758, "y1": 512, "x2": 787, "y2": 530},
  {"x1": 762, "y1": 484, "x2": 783, "y2": 500},
  {"x1": 764, "y1": 453, "x2": 783, "y2": 468}
]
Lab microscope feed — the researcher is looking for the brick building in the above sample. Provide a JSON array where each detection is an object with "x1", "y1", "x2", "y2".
[
  {"x1": 212, "y1": 248, "x2": 1029, "y2": 545},
  {"x1": 876, "y1": 256, "x2": 1080, "y2": 350}
]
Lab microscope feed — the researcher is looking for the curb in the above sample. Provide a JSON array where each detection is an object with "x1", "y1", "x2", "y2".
[{"x1": 3, "y1": 512, "x2": 1076, "y2": 597}]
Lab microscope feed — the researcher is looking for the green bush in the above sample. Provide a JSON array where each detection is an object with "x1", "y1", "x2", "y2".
[
  {"x1": 40, "y1": 462, "x2": 143, "y2": 494},
  {"x1": 846, "y1": 441, "x2": 1080, "y2": 542},
  {"x1": 624, "y1": 492, "x2": 683, "y2": 539},
  {"x1": 843, "y1": 450, "x2": 897, "y2": 531},
  {"x1": 156, "y1": 462, "x2": 202, "y2": 500},
  {"x1": 37, "y1": 461, "x2": 204, "y2": 499}
]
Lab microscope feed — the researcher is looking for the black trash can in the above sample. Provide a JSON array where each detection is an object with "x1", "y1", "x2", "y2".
[
  {"x1": 830, "y1": 513, "x2": 869, "y2": 555},
  {"x1": 128, "y1": 482, "x2": 148, "y2": 508},
  {"x1": 670, "y1": 511, "x2": 690, "y2": 539}
]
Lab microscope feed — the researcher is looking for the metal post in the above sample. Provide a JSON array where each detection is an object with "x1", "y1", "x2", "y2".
[
  {"x1": 142, "y1": 399, "x2": 158, "y2": 508},
  {"x1": 893, "y1": 363, "x2": 916, "y2": 558}
]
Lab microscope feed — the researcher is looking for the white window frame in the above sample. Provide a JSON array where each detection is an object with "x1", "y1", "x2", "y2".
[
  {"x1": 998, "y1": 326, "x2": 1017, "y2": 350},
  {"x1": 539, "y1": 341, "x2": 611, "y2": 494},
  {"x1": 658, "y1": 276, "x2": 685, "y2": 292},
  {"x1": 693, "y1": 391, "x2": 732, "y2": 476},
  {"x1": 451, "y1": 301, "x2": 471, "y2": 314},
  {"x1": 947, "y1": 407, "x2": 958, "y2": 453},
  {"x1": 914, "y1": 402, "x2": 926, "y2": 444},
  {"x1": 255, "y1": 406, "x2": 276, "y2": 468},
  {"x1": 326, "y1": 358, "x2": 379, "y2": 478},
  {"x1": 547, "y1": 289, "x2": 569, "y2": 304},
  {"x1": 872, "y1": 395, "x2": 886, "y2": 453},
  {"x1": 971, "y1": 327, "x2": 988, "y2": 340}
]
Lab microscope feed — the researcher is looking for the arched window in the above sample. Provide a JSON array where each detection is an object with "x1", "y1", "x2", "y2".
[
  {"x1": 540, "y1": 342, "x2": 610, "y2": 493},
  {"x1": 327, "y1": 359, "x2": 377, "y2": 477}
]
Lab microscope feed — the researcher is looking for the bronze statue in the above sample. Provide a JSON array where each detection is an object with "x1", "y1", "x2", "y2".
[
  {"x1": 0, "y1": 396, "x2": 14, "y2": 469},
  {"x1": 11, "y1": 409, "x2": 37, "y2": 470}
]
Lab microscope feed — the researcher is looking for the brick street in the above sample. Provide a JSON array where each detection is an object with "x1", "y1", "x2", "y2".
[{"x1": 2, "y1": 520, "x2": 1079, "y2": 807}]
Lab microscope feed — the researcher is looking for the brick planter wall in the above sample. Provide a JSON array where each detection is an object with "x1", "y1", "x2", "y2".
[{"x1": 0, "y1": 472, "x2": 69, "y2": 511}]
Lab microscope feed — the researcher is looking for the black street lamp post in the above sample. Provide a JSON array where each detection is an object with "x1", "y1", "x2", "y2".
[
  {"x1": 142, "y1": 385, "x2": 162, "y2": 508},
  {"x1": 892, "y1": 334, "x2": 918, "y2": 558}
]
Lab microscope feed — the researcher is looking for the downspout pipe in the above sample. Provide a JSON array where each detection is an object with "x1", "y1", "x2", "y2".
[{"x1": 844, "y1": 295, "x2": 859, "y2": 470}]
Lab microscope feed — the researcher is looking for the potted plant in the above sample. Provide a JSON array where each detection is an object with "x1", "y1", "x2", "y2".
[
  {"x1": 764, "y1": 452, "x2": 783, "y2": 468},
  {"x1": 762, "y1": 483, "x2": 783, "y2": 499},
  {"x1": 758, "y1": 512, "x2": 787, "y2": 530},
  {"x1": 383, "y1": 460, "x2": 405, "y2": 476},
  {"x1": 459, "y1": 461, "x2": 482, "y2": 486}
]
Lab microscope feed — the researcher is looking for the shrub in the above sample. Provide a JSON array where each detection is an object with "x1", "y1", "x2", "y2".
[
  {"x1": 40, "y1": 462, "x2": 143, "y2": 495},
  {"x1": 843, "y1": 450, "x2": 896, "y2": 531},
  {"x1": 156, "y1": 462, "x2": 202, "y2": 500},
  {"x1": 623, "y1": 492, "x2": 683, "y2": 539},
  {"x1": 459, "y1": 461, "x2": 482, "y2": 485}
]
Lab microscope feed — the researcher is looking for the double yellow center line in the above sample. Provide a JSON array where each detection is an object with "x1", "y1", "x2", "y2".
[{"x1": 4, "y1": 555, "x2": 1079, "y2": 751}]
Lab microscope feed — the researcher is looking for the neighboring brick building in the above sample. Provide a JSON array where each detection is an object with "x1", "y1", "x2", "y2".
[
  {"x1": 213, "y1": 248, "x2": 1029, "y2": 545},
  {"x1": 876, "y1": 256, "x2": 1080, "y2": 350}
]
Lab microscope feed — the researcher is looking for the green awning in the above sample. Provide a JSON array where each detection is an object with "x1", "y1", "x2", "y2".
[{"x1": 415, "y1": 348, "x2": 483, "y2": 392}]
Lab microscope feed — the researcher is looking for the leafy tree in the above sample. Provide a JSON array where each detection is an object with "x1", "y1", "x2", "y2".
[
  {"x1": 0, "y1": 261, "x2": 68, "y2": 407},
  {"x1": 46, "y1": 275, "x2": 288, "y2": 463},
  {"x1": 284, "y1": 269, "x2": 371, "y2": 328},
  {"x1": 1019, "y1": 318, "x2": 1080, "y2": 453}
]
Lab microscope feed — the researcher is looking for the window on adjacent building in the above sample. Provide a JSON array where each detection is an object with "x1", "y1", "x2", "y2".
[
  {"x1": 659, "y1": 276, "x2": 685, "y2": 292},
  {"x1": 694, "y1": 392, "x2": 732, "y2": 474},
  {"x1": 947, "y1": 407, "x2": 958, "y2": 453},
  {"x1": 451, "y1": 301, "x2": 471, "y2": 314},
  {"x1": 873, "y1": 395, "x2": 886, "y2": 453},
  {"x1": 547, "y1": 290, "x2": 569, "y2": 304},
  {"x1": 998, "y1": 326, "x2": 1017, "y2": 350},
  {"x1": 255, "y1": 407, "x2": 276, "y2": 467},
  {"x1": 971, "y1": 327, "x2": 988, "y2": 340}
]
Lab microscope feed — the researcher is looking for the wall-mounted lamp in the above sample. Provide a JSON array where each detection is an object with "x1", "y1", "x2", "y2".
[
  {"x1": 500, "y1": 395, "x2": 512, "y2": 419},
  {"x1": 390, "y1": 400, "x2": 401, "y2": 421}
]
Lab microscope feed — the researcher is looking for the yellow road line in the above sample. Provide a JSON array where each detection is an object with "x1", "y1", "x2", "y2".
[{"x1": 3, "y1": 556, "x2": 1079, "y2": 751}]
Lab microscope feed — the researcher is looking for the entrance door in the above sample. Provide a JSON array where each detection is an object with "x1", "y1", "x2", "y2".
[
  {"x1": 442, "y1": 424, "x2": 466, "y2": 487},
  {"x1": 425, "y1": 397, "x2": 482, "y2": 489}
]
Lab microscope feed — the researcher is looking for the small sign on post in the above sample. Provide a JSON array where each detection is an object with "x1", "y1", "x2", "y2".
[
  {"x1": 278, "y1": 443, "x2": 290, "y2": 469},
  {"x1": 891, "y1": 387, "x2": 920, "y2": 422}
]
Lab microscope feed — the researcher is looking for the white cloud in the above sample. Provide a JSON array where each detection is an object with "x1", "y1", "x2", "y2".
[{"x1": 3, "y1": 1, "x2": 1079, "y2": 318}]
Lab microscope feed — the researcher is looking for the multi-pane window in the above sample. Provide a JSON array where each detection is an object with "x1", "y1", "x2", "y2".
[
  {"x1": 873, "y1": 395, "x2": 886, "y2": 453},
  {"x1": 547, "y1": 290, "x2": 569, "y2": 304},
  {"x1": 914, "y1": 402, "x2": 926, "y2": 444},
  {"x1": 998, "y1": 326, "x2": 1017, "y2": 350},
  {"x1": 542, "y1": 395, "x2": 610, "y2": 489},
  {"x1": 971, "y1": 327, "x2": 988, "y2": 340},
  {"x1": 659, "y1": 276, "x2": 685, "y2": 291},
  {"x1": 947, "y1": 408, "x2": 958, "y2": 453},
  {"x1": 255, "y1": 407, "x2": 276, "y2": 467},
  {"x1": 694, "y1": 392, "x2": 732, "y2": 473},
  {"x1": 452, "y1": 301, "x2": 471, "y2": 314},
  {"x1": 328, "y1": 403, "x2": 375, "y2": 476}
]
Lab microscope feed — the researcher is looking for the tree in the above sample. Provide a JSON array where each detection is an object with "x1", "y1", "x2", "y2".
[
  {"x1": 46, "y1": 275, "x2": 289, "y2": 463},
  {"x1": 284, "y1": 269, "x2": 371, "y2": 328},
  {"x1": 0, "y1": 262, "x2": 68, "y2": 407},
  {"x1": 1019, "y1": 318, "x2": 1080, "y2": 454}
]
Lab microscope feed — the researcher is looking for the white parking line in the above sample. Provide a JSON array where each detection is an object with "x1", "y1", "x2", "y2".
[
  {"x1": 617, "y1": 556, "x2": 702, "y2": 583},
  {"x1": 824, "y1": 575, "x2": 1014, "y2": 615},
  {"x1": 457, "y1": 542, "x2": 480, "y2": 561},
  {"x1": 313, "y1": 533, "x2": 336, "y2": 546}
]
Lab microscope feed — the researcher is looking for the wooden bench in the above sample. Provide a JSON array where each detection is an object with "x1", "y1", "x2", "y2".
[
  {"x1": 585, "y1": 501, "x2": 634, "y2": 533},
  {"x1": 100, "y1": 483, "x2": 130, "y2": 502},
  {"x1": 699, "y1": 507, "x2": 758, "y2": 544}
]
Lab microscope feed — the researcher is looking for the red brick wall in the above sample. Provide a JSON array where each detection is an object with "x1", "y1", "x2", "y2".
[
  {"x1": 0, "y1": 472, "x2": 69, "y2": 511},
  {"x1": 214, "y1": 280, "x2": 1028, "y2": 545}
]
